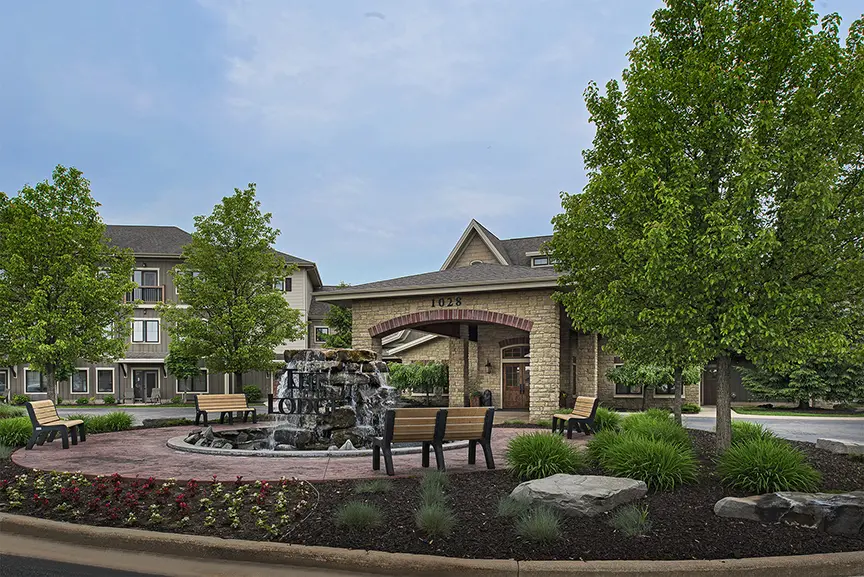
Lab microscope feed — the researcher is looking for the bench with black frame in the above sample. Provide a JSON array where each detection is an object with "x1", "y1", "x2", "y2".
[
  {"x1": 551, "y1": 396, "x2": 600, "y2": 439},
  {"x1": 194, "y1": 393, "x2": 257, "y2": 426},
  {"x1": 438, "y1": 407, "x2": 495, "y2": 471},
  {"x1": 24, "y1": 400, "x2": 86, "y2": 450},
  {"x1": 372, "y1": 408, "x2": 446, "y2": 477}
]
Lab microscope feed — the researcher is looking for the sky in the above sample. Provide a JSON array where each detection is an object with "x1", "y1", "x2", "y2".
[{"x1": 0, "y1": 0, "x2": 860, "y2": 285}]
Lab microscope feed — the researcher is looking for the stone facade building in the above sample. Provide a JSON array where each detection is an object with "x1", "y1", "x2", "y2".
[{"x1": 316, "y1": 220, "x2": 701, "y2": 422}]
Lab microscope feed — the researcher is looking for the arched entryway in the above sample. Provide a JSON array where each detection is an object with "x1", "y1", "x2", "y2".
[{"x1": 501, "y1": 344, "x2": 530, "y2": 409}]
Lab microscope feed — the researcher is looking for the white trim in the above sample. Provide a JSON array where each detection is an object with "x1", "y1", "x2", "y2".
[
  {"x1": 313, "y1": 326, "x2": 330, "y2": 343},
  {"x1": 440, "y1": 220, "x2": 509, "y2": 270},
  {"x1": 386, "y1": 334, "x2": 441, "y2": 355},
  {"x1": 524, "y1": 251, "x2": 544, "y2": 257},
  {"x1": 95, "y1": 368, "x2": 116, "y2": 395},
  {"x1": 0, "y1": 368, "x2": 8, "y2": 397},
  {"x1": 131, "y1": 368, "x2": 161, "y2": 401},
  {"x1": 530, "y1": 256, "x2": 552, "y2": 268},
  {"x1": 131, "y1": 318, "x2": 161, "y2": 344},
  {"x1": 133, "y1": 268, "x2": 160, "y2": 285},
  {"x1": 175, "y1": 368, "x2": 209, "y2": 394},
  {"x1": 70, "y1": 367, "x2": 90, "y2": 395},
  {"x1": 117, "y1": 358, "x2": 166, "y2": 363},
  {"x1": 135, "y1": 304, "x2": 190, "y2": 310},
  {"x1": 314, "y1": 278, "x2": 559, "y2": 302},
  {"x1": 24, "y1": 368, "x2": 47, "y2": 394},
  {"x1": 381, "y1": 330, "x2": 407, "y2": 345}
]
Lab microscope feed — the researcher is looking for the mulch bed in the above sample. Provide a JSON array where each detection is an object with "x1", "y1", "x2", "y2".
[{"x1": 1, "y1": 429, "x2": 862, "y2": 561}]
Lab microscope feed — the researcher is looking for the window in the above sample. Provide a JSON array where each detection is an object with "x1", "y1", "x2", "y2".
[
  {"x1": 612, "y1": 362, "x2": 642, "y2": 395},
  {"x1": 25, "y1": 369, "x2": 46, "y2": 393},
  {"x1": 531, "y1": 256, "x2": 550, "y2": 267},
  {"x1": 470, "y1": 260, "x2": 484, "y2": 265},
  {"x1": 132, "y1": 319, "x2": 160, "y2": 343},
  {"x1": 314, "y1": 326, "x2": 330, "y2": 343},
  {"x1": 275, "y1": 277, "x2": 292, "y2": 292},
  {"x1": 71, "y1": 369, "x2": 89, "y2": 394},
  {"x1": 178, "y1": 369, "x2": 208, "y2": 393},
  {"x1": 96, "y1": 369, "x2": 115, "y2": 394},
  {"x1": 0, "y1": 370, "x2": 7, "y2": 397},
  {"x1": 502, "y1": 345, "x2": 530, "y2": 359},
  {"x1": 133, "y1": 269, "x2": 159, "y2": 286}
]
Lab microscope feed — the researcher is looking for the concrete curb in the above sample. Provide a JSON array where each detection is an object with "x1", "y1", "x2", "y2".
[
  {"x1": 167, "y1": 435, "x2": 470, "y2": 458},
  {"x1": 2, "y1": 514, "x2": 863, "y2": 576}
]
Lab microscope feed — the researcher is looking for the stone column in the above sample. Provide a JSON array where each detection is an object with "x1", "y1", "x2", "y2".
[
  {"x1": 574, "y1": 332, "x2": 599, "y2": 397},
  {"x1": 529, "y1": 309, "x2": 561, "y2": 423},
  {"x1": 448, "y1": 325, "x2": 469, "y2": 408}
]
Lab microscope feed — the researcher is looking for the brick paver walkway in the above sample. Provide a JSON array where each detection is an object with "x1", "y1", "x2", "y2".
[{"x1": 11, "y1": 425, "x2": 588, "y2": 482}]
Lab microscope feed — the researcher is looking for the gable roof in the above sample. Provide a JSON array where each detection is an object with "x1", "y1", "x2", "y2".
[
  {"x1": 500, "y1": 235, "x2": 553, "y2": 267},
  {"x1": 440, "y1": 220, "x2": 510, "y2": 269}
]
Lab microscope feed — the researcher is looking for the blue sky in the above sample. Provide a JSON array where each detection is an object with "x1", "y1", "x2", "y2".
[{"x1": 0, "y1": 1, "x2": 859, "y2": 285}]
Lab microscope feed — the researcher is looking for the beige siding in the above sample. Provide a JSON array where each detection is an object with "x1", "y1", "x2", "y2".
[
  {"x1": 277, "y1": 268, "x2": 311, "y2": 352},
  {"x1": 449, "y1": 231, "x2": 499, "y2": 268}
]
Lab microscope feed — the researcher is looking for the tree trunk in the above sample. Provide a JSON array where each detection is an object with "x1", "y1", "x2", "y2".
[
  {"x1": 672, "y1": 366, "x2": 683, "y2": 425},
  {"x1": 45, "y1": 365, "x2": 57, "y2": 404},
  {"x1": 234, "y1": 371, "x2": 243, "y2": 394},
  {"x1": 715, "y1": 354, "x2": 733, "y2": 451}
]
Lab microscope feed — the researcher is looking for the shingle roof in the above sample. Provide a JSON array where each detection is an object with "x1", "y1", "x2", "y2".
[
  {"x1": 320, "y1": 263, "x2": 558, "y2": 295},
  {"x1": 472, "y1": 221, "x2": 511, "y2": 265},
  {"x1": 500, "y1": 235, "x2": 553, "y2": 267},
  {"x1": 308, "y1": 298, "x2": 332, "y2": 319}
]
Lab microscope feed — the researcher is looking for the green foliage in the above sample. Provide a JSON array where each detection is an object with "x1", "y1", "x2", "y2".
[
  {"x1": 681, "y1": 403, "x2": 701, "y2": 414},
  {"x1": 505, "y1": 433, "x2": 585, "y2": 480},
  {"x1": 56, "y1": 397, "x2": 63, "y2": 405},
  {"x1": 609, "y1": 504, "x2": 652, "y2": 537},
  {"x1": 548, "y1": 1, "x2": 864, "y2": 453},
  {"x1": 644, "y1": 408, "x2": 671, "y2": 421},
  {"x1": 242, "y1": 385, "x2": 262, "y2": 404},
  {"x1": 66, "y1": 411, "x2": 133, "y2": 434},
  {"x1": 322, "y1": 285, "x2": 352, "y2": 348},
  {"x1": 414, "y1": 502, "x2": 456, "y2": 538},
  {"x1": 602, "y1": 435, "x2": 698, "y2": 491},
  {"x1": 0, "y1": 166, "x2": 136, "y2": 402},
  {"x1": 354, "y1": 479, "x2": 392, "y2": 494},
  {"x1": 170, "y1": 395, "x2": 183, "y2": 405},
  {"x1": 102, "y1": 395, "x2": 116, "y2": 405},
  {"x1": 75, "y1": 398, "x2": 89, "y2": 405},
  {"x1": 0, "y1": 404, "x2": 25, "y2": 419},
  {"x1": 165, "y1": 344, "x2": 202, "y2": 394},
  {"x1": 515, "y1": 507, "x2": 562, "y2": 544},
  {"x1": 0, "y1": 417, "x2": 32, "y2": 447},
  {"x1": 586, "y1": 430, "x2": 622, "y2": 467},
  {"x1": 387, "y1": 362, "x2": 449, "y2": 403},
  {"x1": 621, "y1": 412, "x2": 691, "y2": 449},
  {"x1": 159, "y1": 184, "x2": 305, "y2": 390},
  {"x1": 496, "y1": 496, "x2": 531, "y2": 519},
  {"x1": 741, "y1": 359, "x2": 864, "y2": 408},
  {"x1": 0, "y1": 444, "x2": 14, "y2": 460},
  {"x1": 717, "y1": 439, "x2": 822, "y2": 493},
  {"x1": 419, "y1": 470, "x2": 449, "y2": 506},
  {"x1": 731, "y1": 421, "x2": 777, "y2": 446},
  {"x1": 11, "y1": 395, "x2": 29, "y2": 406},
  {"x1": 334, "y1": 501, "x2": 383, "y2": 532},
  {"x1": 593, "y1": 407, "x2": 622, "y2": 432}
]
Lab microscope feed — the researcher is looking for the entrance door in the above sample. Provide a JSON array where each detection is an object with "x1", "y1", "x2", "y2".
[
  {"x1": 133, "y1": 370, "x2": 158, "y2": 402},
  {"x1": 503, "y1": 363, "x2": 530, "y2": 409},
  {"x1": 0, "y1": 369, "x2": 7, "y2": 400}
]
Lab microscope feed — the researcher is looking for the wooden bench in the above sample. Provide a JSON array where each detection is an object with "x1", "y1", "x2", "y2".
[
  {"x1": 551, "y1": 396, "x2": 600, "y2": 438},
  {"x1": 194, "y1": 394, "x2": 257, "y2": 426},
  {"x1": 439, "y1": 407, "x2": 495, "y2": 471},
  {"x1": 372, "y1": 408, "x2": 446, "y2": 476},
  {"x1": 24, "y1": 400, "x2": 86, "y2": 450}
]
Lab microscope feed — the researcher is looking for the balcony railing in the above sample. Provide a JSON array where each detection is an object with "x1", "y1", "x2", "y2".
[{"x1": 126, "y1": 286, "x2": 165, "y2": 304}]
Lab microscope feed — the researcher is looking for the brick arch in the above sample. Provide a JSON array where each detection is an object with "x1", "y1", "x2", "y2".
[
  {"x1": 369, "y1": 309, "x2": 534, "y2": 338},
  {"x1": 499, "y1": 336, "x2": 530, "y2": 349}
]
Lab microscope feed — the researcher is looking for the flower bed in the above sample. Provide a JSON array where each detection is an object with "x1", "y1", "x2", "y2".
[{"x1": 1, "y1": 429, "x2": 862, "y2": 561}]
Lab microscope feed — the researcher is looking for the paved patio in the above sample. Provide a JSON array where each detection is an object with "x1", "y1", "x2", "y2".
[{"x1": 11, "y1": 425, "x2": 586, "y2": 482}]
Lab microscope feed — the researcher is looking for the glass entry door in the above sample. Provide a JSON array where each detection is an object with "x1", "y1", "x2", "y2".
[
  {"x1": 502, "y1": 363, "x2": 530, "y2": 409},
  {"x1": 133, "y1": 369, "x2": 158, "y2": 402}
]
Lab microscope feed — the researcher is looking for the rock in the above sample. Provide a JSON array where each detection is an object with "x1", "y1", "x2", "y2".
[
  {"x1": 236, "y1": 432, "x2": 249, "y2": 444},
  {"x1": 194, "y1": 438, "x2": 209, "y2": 447},
  {"x1": 338, "y1": 440, "x2": 358, "y2": 451},
  {"x1": 714, "y1": 492, "x2": 864, "y2": 537},
  {"x1": 322, "y1": 406, "x2": 357, "y2": 430},
  {"x1": 328, "y1": 445, "x2": 339, "y2": 451},
  {"x1": 274, "y1": 444, "x2": 295, "y2": 451},
  {"x1": 329, "y1": 427, "x2": 371, "y2": 449},
  {"x1": 202, "y1": 426, "x2": 214, "y2": 441},
  {"x1": 816, "y1": 438, "x2": 864, "y2": 456},
  {"x1": 510, "y1": 474, "x2": 648, "y2": 517},
  {"x1": 272, "y1": 428, "x2": 313, "y2": 448},
  {"x1": 184, "y1": 433, "x2": 201, "y2": 444}
]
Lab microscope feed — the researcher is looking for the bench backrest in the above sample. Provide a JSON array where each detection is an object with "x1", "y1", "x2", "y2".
[
  {"x1": 26, "y1": 400, "x2": 61, "y2": 426},
  {"x1": 196, "y1": 393, "x2": 249, "y2": 411},
  {"x1": 382, "y1": 408, "x2": 445, "y2": 443},
  {"x1": 441, "y1": 407, "x2": 494, "y2": 441},
  {"x1": 571, "y1": 396, "x2": 599, "y2": 419}
]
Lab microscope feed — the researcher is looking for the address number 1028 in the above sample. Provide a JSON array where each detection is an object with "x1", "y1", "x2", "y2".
[{"x1": 431, "y1": 296, "x2": 462, "y2": 307}]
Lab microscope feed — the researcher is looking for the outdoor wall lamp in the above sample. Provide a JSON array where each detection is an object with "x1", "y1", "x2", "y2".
[{"x1": 485, "y1": 360, "x2": 492, "y2": 374}]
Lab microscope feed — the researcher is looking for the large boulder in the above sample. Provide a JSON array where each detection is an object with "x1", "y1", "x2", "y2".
[
  {"x1": 816, "y1": 438, "x2": 864, "y2": 456},
  {"x1": 510, "y1": 474, "x2": 648, "y2": 517},
  {"x1": 322, "y1": 406, "x2": 357, "y2": 430},
  {"x1": 272, "y1": 427, "x2": 313, "y2": 448},
  {"x1": 714, "y1": 492, "x2": 864, "y2": 537}
]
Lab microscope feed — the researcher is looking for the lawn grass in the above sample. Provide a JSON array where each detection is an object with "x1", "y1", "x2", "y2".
[{"x1": 732, "y1": 407, "x2": 864, "y2": 417}]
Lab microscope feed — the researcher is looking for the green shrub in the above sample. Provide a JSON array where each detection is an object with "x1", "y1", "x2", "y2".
[
  {"x1": 419, "y1": 471, "x2": 449, "y2": 506},
  {"x1": 334, "y1": 501, "x2": 383, "y2": 531},
  {"x1": 497, "y1": 496, "x2": 531, "y2": 518},
  {"x1": 622, "y1": 413, "x2": 691, "y2": 448},
  {"x1": 415, "y1": 502, "x2": 456, "y2": 538},
  {"x1": 593, "y1": 407, "x2": 622, "y2": 432},
  {"x1": 717, "y1": 438, "x2": 821, "y2": 493},
  {"x1": 609, "y1": 504, "x2": 652, "y2": 537},
  {"x1": 731, "y1": 421, "x2": 776, "y2": 446},
  {"x1": 354, "y1": 479, "x2": 392, "y2": 494},
  {"x1": 0, "y1": 444, "x2": 14, "y2": 459},
  {"x1": 0, "y1": 417, "x2": 32, "y2": 447},
  {"x1": 681, "y1": 403, "x2": 701, "y2": 414},
  {"x1": 11, "y1": 394, "x2": 29, "y2": 406},
  {"x1": 242, "y1": 385, "x2": 263, "y2": 404},
  {"x1": 66, "y1": 411, "x2": 133, "y2": 434},
  {"x1": 586, "y1": 429, "x2": 621, "y2": 467},
  {"x1": 515, "y1": 507, "x2": 561, "y2": 544},
  {"x1": 75, "y1": 398, "x2": 89, "y2": 405},
  {"x1": 170, "y1": 395, "x2": 183, "y2": 405},
  {"x1": 56, "y1": 397, "x2": 64, "y2": 405},
  {"x1": 506, "y1": 433, "x2": 585, "y2": 480},
  {"x1": 0, "y1": 404, "x2": 25, "y2": 419},
  {"x1": 602, "y1": 435, "x2": 698, "y2": 491},
  {"x1": 102, "y1": 395, "x2": 116, "y2": 405},
  {"x1": 644, "y1": 408, "x2": 671, "y2": 421}
]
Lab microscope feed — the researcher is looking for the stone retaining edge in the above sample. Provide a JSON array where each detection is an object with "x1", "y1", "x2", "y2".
[
  {"x1": 1, "y1": 513, "x2": 862, "y2": 577},
  {"x1": 166, "y1": 435, "x2": 470, "y2": 458}
]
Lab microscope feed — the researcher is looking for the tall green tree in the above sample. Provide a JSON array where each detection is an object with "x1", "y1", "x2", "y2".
[
  {"x1": 741, "y1": 356, "x2": 864, "y2": 408},
  {"x1": 160, "y1": 184, "x2": 305, "y2": 392},
  {"x1": 165, "y1": 341, "x2": 203, "y2": 401},
  {"x1": 0, "y1": 166, "x2": 135, "y2": 402},
  {"x1": 606, "y1": 364, "x2": 701, "y2": 412},
  {"x1": 549, "y1": 1, "x2": 864, "y2": 450},
  {"x1": 322, "y1": 282, "x2": 352, "y2": 348}
]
